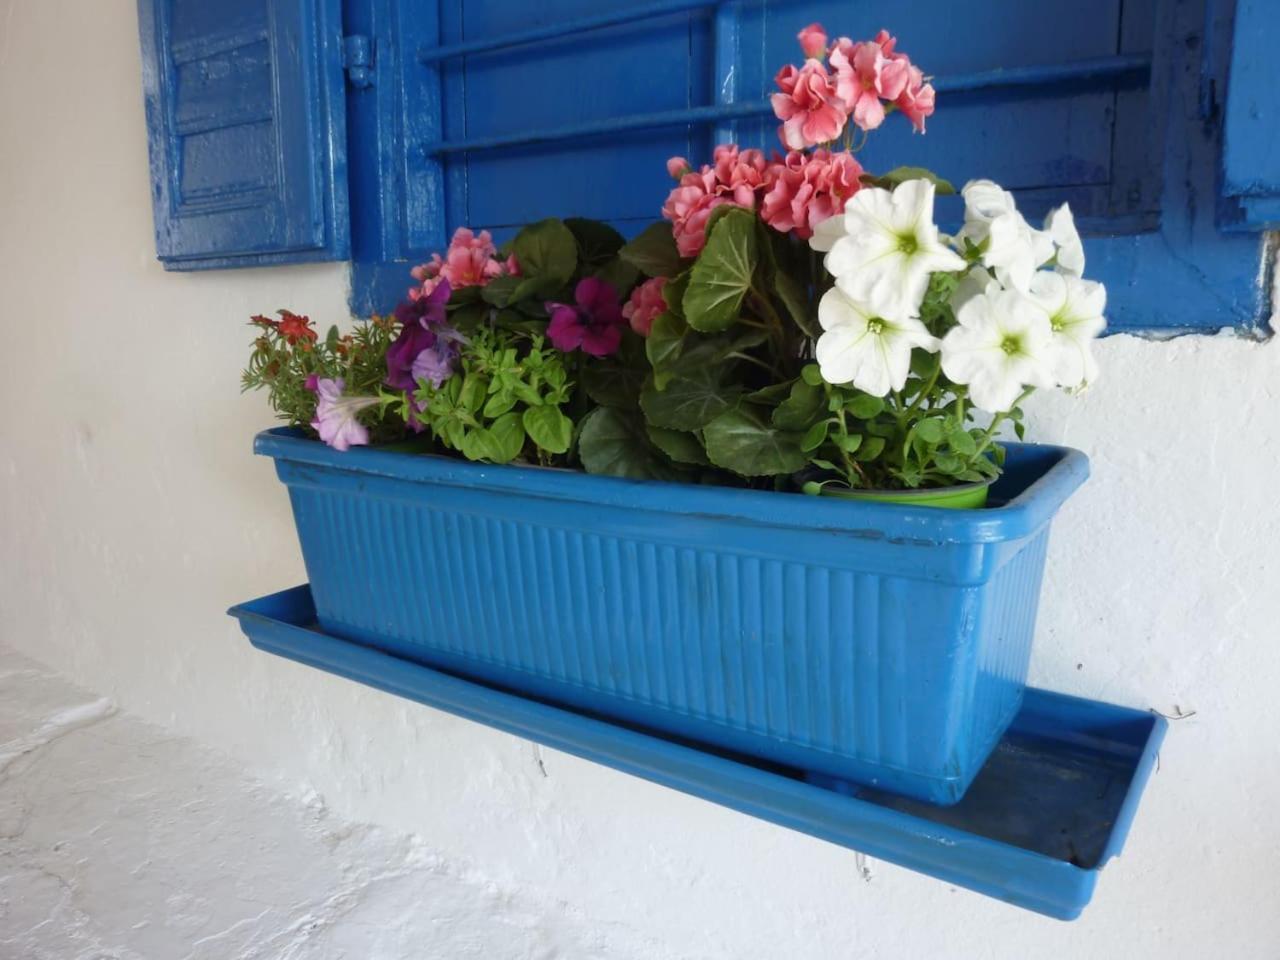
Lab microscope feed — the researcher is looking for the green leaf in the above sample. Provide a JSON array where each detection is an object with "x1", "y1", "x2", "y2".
[
  {"x1": 847, "y1": 394, "x2": 885, "y2": 419},
  {"x1": 645, "y1": 312, "x2": 687, "y2": 390},
  {"x1": 862, "y1": 166, "x2": 956, "y2": 195},
  {"x1": 682, "y1": 208, "x2": 758, "y2": 333},
  {"x1": 461, "y1": 412, "x2": 526, "y2": 463},
  {"x1": 619, "y1": 222, "x2": 683, "y2": 278},
  {"x1": 703, "y1": 408, "x2": 807, "y2": 477},
  {"x1": 854, "y1": 435, "x2": 886, "y2": 461},
  {"x1": 593, "y1": 256, "x2": 640, "y2": 294},
  {"x1": 522, "y1": 404, "x2": 573, "y2": 454},
  {"x1": 801, "y1": 420, "x2": 829, "y2": 452},
  {"x1": 510, "y1": 218, "x2": 578, "y2": 296},
  {"x1": 646, "y1": 426, "x2": 709, "y2": 465},
  {"x1": 459, "y1": 374, "x2": 487, "y2": 413},
  {"x1": 661, "y1": 270, "x2": 690, "y2": 319},
  {"x1": 481, "y1": 274, "x2": 522, "y2": 308},
  {"x1": 772, "y1": 379, "x2": 826, "y2": 431},
  {"x1": 915, "y1": 418, "x2": 945, "y2": 444},
  {"x1": 800, "y1": 364, "x2": 825, "y2": 387},
  {"x1": 948, "y1": 429, "x2": 978, "y2": 456},
  {"x1": 758, "y1": 224, "x2": 817, "y2": 337},
  {"x1": 745, "y1": 381, "x2": 794, "y2": 405},
  {"x1": 836, "y1": 433, "x2": 863, "y2": 454},
  {"x1": 565, "y1": 218, "x2": 624, "y2": 267},
  {"x1": 579, "y1": 407, "x2": 681, "y2": 479},
  {"x1": 582, "y1": 336, "x2": 646, "y2": 409},
  {"x1": 483, "y1": 391, "x2": 517, "y2": 418},
  {"x1": 640, "y1": 364, "x2": 741, "y2": 431}
]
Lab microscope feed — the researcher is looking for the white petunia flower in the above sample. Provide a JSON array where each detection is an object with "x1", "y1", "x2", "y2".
[
  {"x1": 956, "y1": 179, "x2": 1053, "y2": 292},
  {"x1": 1043, "y1": 204, "x2": 1085, "y2": 276},
  {"x1": 941, "y1": 288, "x2": 1055, "y2": 412},
  {"x1": 948, "y1": 265, "x2": 1001, "y2": 314},
  {"x1": 821, "y1": 180, "x2": 967, "y2": 315},
  {"x1": 808, "y1": 211, "x2": 849, "y2": 253},
  {"x1": 815, "y1": 286, "x2": 939, "y2": 396},
  {"x1": 1026, "y1": 270, "x2": 1106, "y2": 389}
]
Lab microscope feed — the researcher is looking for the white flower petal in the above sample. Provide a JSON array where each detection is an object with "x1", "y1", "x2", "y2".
[
  {"x1": 809, "y1": 212, "x2": 849, "y2": 253},
  {"x1": 1045, "y1": 204, "x2": 1085, "y2": 276}
]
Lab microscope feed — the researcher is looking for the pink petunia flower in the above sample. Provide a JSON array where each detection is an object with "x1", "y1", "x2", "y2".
[
  {"x1": 311, "y1": 378, "x2": 378, "y2": 452},
  {"x1": 771, "y1": 59, "x2": 848, "y2": 150},
  {"x1": 829, "y1": 31, "x2": 911, "y2": 132},
  {"x1": 895, "y1": 63, "x2": 936, "y2": 133},
  {"x1": 761, "y1": 149, "x2": 864, "y2": 240},
  {"x1": 545, "y1": 277, "x2": 625, "y2": 357},
  {"x1": 622, "y1": 277, "x2": 669, "y2": 336}
]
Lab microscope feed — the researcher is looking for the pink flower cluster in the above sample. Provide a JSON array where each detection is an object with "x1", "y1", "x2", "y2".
[
  {"x1": 663, "y1": 146, "x2": 769, "y2": 257},
  {"x1": 771, "y1": 26, "x2": 935, "y2": 150},
  {"x1": 409, "y1": 228, "x2": 519, "y2": 300},
  {"x1": 623, "y1": 277, "x2": 668, "y2": 336},
  {"x1": 663, "y1": 145, "x2": 865, "y2": 251}
]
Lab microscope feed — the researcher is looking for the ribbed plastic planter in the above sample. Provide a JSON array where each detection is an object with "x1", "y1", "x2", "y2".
[{"x1": 256, "y1": 427, "x2": 1088, "y2": 804}]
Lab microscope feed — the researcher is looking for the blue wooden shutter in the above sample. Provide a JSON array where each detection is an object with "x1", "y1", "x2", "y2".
[
  {"x1": 1220, "y1": 0, "x2": 1280, "y2": 230},
  {"x1": 352, "y1": 0, "x2": 1270, "y2": 331},
  {"x1": 137, "y1": 0, "x2": 349, "y2": 269}
]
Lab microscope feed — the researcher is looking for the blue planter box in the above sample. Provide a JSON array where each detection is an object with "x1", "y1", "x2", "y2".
[{"x1": 256, "y1": 427, "x2": 1088, "y2": 804}]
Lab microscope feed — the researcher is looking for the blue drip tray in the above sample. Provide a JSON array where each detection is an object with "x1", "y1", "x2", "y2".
[{"x1": 230, "y1": 585, "x2": 1166, "y2": 921}]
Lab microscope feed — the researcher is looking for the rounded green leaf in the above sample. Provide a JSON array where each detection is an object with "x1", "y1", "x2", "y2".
[
  {"x1": 682, "y1": 208, "x2": 758, "y2": 333},
  {"x1": 847, "y1": 394, "x2": 885, "y2": 419},
  {"x1": 619, "y1": 222, "x2": 683, "y2": 278},
  {"x1": 800, "y1": 420, "x2": 829, "y2": 452},
  {"x1": 703, "y1": 408, "x2": 807, "y2": 477},
  {"x1": 579, "y1": 407, "x2": 681, "y2": 480},
  {"x1": 522, "y1": 404, "x2": 573, "y2": 454},
  {"x1": 646, "y1": 425, "x2": 709, "y2": 465}
]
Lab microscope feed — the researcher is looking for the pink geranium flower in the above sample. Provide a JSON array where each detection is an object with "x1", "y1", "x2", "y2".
[
  {"x1": 771, "y1": 59, "x2": 847, "y2": 150},
  {"x1": 622, "y1": 277, "x2": 669, "y2": 336},
  {"x1": 761, "y1": 149, "x2": 864, "y2": 240},
  {"x1": 797, "y1": 22, "x2": 828, "y2": 60},
  {"x1": 895, "y1": 63, "x2": 936, "y2": 133},
  {"x1": 438, "y1": 227, "x2": 505, "y2": 289},
  {"x1": 662, "y1": 166, "x2": 733, "y2": 258},
  {"x1": 546, "y1": 277, "x2": 625, "y2": 357},
  {"x1": 712, "y1": 145, "x2": 771, "y2": 206},
  {"x1": 829, "y1": 30, "x2": 911, "y2": 132}
]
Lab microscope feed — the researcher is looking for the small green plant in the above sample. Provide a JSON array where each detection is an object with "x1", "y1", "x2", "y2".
[{"x1": 399, "y1": 329, "x2": 575, "y2": 466}]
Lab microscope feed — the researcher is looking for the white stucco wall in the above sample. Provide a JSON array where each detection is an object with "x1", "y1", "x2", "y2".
[{"x1": 3, "y1": 2, "x2": 1278, "y2": 957}]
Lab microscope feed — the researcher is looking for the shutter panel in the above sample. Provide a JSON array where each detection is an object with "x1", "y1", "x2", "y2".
[
  {"x1": 1220, "y1": 0, "x2": 1280, "y2": 231},
  {"x1": 137, "y1": 0, "x2": 348, "y2": 269}
]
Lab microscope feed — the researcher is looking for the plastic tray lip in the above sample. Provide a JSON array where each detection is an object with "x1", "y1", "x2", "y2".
[
  {"x1": 229, "y1": 584, "x2": 1164, "y2": 920},
  {"x1": 254, "y1": 427, "x2": 1089, "y2": 546}
]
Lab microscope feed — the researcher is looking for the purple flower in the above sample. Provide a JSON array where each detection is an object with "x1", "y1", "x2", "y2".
[
  {"x1": 386, "y1": 280, "x2": 452, "y2": 390},
  {"x1": 545, "y1": 277, "x2": 624, "y2": 357},
  {"x1": 311, "y1": 378, "x2": 378, "y2": 451}
]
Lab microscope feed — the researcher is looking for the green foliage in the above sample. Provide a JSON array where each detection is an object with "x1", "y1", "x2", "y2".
[
  {"x1": 240, "y1": 311, "x2": 402, "y2": 441},
  {"x1": 509, "y1": 218, "x2": 578, "y2": 300},
  {"x1": 683, "y1": 207, "x2": 757, "y2": 333},
  {"x1": 861, "y1": 166, "x2": 956, "y2": 195},
  {"x1": 618, "y1": 221, "x2": 683, "y2": 278},
  {"x1": 413, "y1": 330, "x2": 573, "y2": 465}
]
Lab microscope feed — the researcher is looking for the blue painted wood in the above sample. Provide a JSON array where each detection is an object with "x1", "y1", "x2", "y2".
[
  {"x1": 229, "y1": 582, "x2": 1167, "y2": 921},
  {"x1": 1220, "y1": 0, "x2": 1280, "y2": 230},
  {"x1": 346, "y1": 0, "x2": 1272, "y2": 331},
  {"x1": 137, "y1": 0, "x2": 348, "y2": 269}
]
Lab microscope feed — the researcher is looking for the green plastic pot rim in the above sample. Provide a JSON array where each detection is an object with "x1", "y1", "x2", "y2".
[{"x1": 819, "y1": 478, "x2": 994, "y2": 509}]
